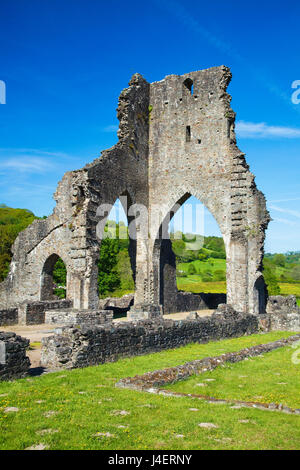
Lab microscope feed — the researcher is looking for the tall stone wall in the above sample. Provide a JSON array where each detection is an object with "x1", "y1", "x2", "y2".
[
  {"x1": 146, "y1": 67, "x2": 269, "y2": 315},
  {"x1": 0, "y1": 67, "x2": 270, "y2": 317}
]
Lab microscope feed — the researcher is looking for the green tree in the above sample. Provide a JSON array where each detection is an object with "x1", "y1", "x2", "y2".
[
  {"x1": 98, "y1": 237, "x2": 121, "y2": 296},
  {"x1": 187, "y1": 263, "x2": 196, "y2": 275},
  {"x1": 0, "y1": 207, "x2": 38, "y2": 281},
  {"x1": 202, "y1": 269, "x2": 213, "y2": 282},
  {"x1": 263, "y1": 259, "x2": 280, "y2": 295},
  {"x1": 290, "y1": 265, "x2": 300, "y2": 281},
  {"x1": 273, "y1": 253, "x2": 286, "y2": 267},
  {"x1": 213, "y1": 269, "x2": 226, "y2": 281}
]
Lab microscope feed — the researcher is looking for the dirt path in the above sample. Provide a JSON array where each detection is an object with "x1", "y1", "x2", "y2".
[
  {"x1": 1, "y1": 324, "x2": 64, "y2": 372},
  {"x1": 114, "y1": 309, "x2": 214, "y2": 323},
  {"x1": 0, "y1": 324, "x2": 63, "y2": 343}
]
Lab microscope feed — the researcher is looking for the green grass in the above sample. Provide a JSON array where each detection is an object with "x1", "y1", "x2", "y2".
[
  {"x1": 279, "y1": 283, "x2": 300, "y2": 297},
  {"x1": 176, "y1": 260, "x2": 300, "y2": 302},
  {"x1": 177, "y1": 278, "x2": 226, "y2": 294},
  {"x1": 0, "y1": 331, "x2": 299, "y2": 450},
  {"x1": 166, "y1": 339, "x2": 300, "y2": 410},
  {"x1": 28, "y1": 342, "x2": 41, "y2": 351},
  {"x1": 177, "y1": 258, "x2": 226, "y2": 274}
]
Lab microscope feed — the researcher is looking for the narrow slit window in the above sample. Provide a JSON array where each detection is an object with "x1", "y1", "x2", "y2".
[{"x1": 186, "y1": 126, "x2": 191, "y2": 142}]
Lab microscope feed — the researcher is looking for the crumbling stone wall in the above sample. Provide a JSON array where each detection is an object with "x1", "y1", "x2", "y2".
[
  {"x1": 41, "y1": 311, "x2": 259, "y2": 370},
  {"x1": 0, "y1": 66, "x2": 269, "y2": 317},
  {"x1": 18, "y1": 299, "x2": 73, "y2": 325},
  {"x1": 44, "y1": 309, "x2": 113, "y2": 326},
  {"x1": 0, "y1": 308, "x2": 18, "y2": 326},
  {"x1": 0, "y1": 332, "x2": 30, "y2": 381},
  {"x1": 267, "y1": 295, "x2": 300, "y2": 314},
  {"x1": 259, "y1": 295, "x2": 300, "y2": 332},
  {"x1": 166, "y1": 292, "x2": 227, "y2": 314}
]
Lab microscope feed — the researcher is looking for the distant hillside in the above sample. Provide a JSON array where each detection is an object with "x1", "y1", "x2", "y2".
[{"x1": 0, "y1": 206, "x2": 39, "y2": 281}]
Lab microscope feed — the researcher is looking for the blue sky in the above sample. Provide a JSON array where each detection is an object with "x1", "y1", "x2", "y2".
[{"x1": 0, "y1": 0, "x2": 299, "y2": 253}]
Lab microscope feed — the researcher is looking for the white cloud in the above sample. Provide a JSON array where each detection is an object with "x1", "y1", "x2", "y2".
[
  {"x1": 236, "y1": 121, "x2": 300, "y2": 139},
  {"x1": 1, "y1": 157, "x2": 54, "y2": 173},
  {"x1": 269, "y1": 204, "x2": 300, "y2": 219},
  {"x1": 0, "y1": 148, "x2": 69, "y2": 158},
  {"x1": 272, "y1": 217, "x2": 298, "y2": 227},
  {"x1": 270, "y1": 197, "x2": 300, "y2": 203}
]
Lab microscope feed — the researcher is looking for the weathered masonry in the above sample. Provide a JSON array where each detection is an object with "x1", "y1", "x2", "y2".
[{"x1": 0, "y1": 66, "x2": 270, "y2": 318}]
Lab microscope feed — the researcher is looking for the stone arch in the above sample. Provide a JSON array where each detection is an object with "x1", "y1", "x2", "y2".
[
  {"x1": 40, "y1": 253, "x2": 68, "y2": 301},
  {"x1": 151, "y1": 190, "x2": 228, "y2": 313},
  {"x1": 94, "y1": 190, "x2": 137, "y2": 302}
]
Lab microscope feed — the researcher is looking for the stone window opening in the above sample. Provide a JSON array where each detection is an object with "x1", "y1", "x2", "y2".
[
  {"x1": 183, "y1": 78, "x2": 194, "y2": 95},
  {"x1": 154, "y1": 192, "x2": 227, "y2": 313},
  {"x1": 40, "y1": 254, "x2": 67, "y2": 301},
  {"x1": 253, "y1": 275, "x2": 268, "y2": 314},
  {"x1": 97, "y1": 196, "x2": 136, "y2": 319},
  {"x1": 186, "y1": 126, "x2": 191, "y2": 143}
]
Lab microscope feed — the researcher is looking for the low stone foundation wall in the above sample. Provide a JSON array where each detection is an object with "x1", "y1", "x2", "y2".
[
  {"x1": 116, "y1": 334, "x2": 300, "y2": 390},
  {"x1": 0, "y1": 331, "x2": 30, "y2": 381},
  {"x1": 0, "y1": 308, "x2": 18, "y2": 326},
  {"x1": 99, "y1": 294, "x2": 134, "y2": 316},
  {"x1": 45, "y1": 309, "x2": 113, "y2": 326},
  {"x1": 41, "y1": 310, "x2": 259, "y2": 370},
  {"x1": 18, "y1": 299, "x2": 73, "y2": 325},
  {"x1": 267, "y1": 295, "x2": 300, "y2": 314},
  {"x1": 260, "y1": 312, "x2": 300, "y2": 332},
  {"x1": 261, "y1": 295, "x2": 300, "y2": 332},
  {"x1": 173, "y1": 292, "x2": 226, "y2": 314}
]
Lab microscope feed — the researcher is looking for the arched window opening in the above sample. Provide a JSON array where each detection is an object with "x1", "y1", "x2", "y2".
[
  {"x1": 41, "y1": 254, "x2": 67, "y2": 300},
  {"x1": 97, "y1": 196, "x2": 136, "y2": 318},
  {"x1": 157, "y1": 194, "x2": 227, "y2": 314},
  {"x1": 183, "y1": 78, "x2": 194, "y2": 95},
  {"x1": 254, "y1": 275, "x2": 268, "y2": 314}
]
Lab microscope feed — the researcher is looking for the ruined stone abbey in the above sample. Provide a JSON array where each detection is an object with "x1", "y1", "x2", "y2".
[{"x1": 0, "y1": 66, "x2": 271, "y2": 318}]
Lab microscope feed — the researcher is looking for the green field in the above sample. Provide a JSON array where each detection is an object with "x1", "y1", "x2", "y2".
[
  {"x1": 279, "y1": 283, "x2": 300, "y2": 298},
  {"x1": 1, "y1": 331, "x2": 300, "y2": 450},
  {"x1": 166, "y1": 338, "x2": 300, "y2": 409},
  {"x1": 176, "y1": 258, "x2": 300, "y2": 306},
  {"x1": 177, "y1": 278, "x2": 226, "y2": 294}
]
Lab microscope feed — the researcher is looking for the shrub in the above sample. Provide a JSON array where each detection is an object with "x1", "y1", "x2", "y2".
[
  {"x1": 187, "y1": 264, "x2": 196, "y2": 275},
  {"x1": 213, "y1": 269, "x2": 226, "y2": 281}
]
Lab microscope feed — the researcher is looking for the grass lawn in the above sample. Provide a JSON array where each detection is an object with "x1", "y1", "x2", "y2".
[
  {"x1": 177, "y1": 277, "x2": 226, "y2": 294},
  {"x1": 166, "y1": 339, "x2": 300, "y2": 410},
  {"x1": 177, "y1": 271, "x2": 300, "y2": 305},
  {"x1": 177, "y1": 258, "x2": 226, "y2": 274},
  {"x1": 0, "y1": 331, "x2": 300, "y2": 450},
  {"x1": 279, "y1": 283, "x2": 300, "y2": 298}
]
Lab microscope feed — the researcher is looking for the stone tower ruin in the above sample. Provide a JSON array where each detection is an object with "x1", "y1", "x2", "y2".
[{"x1": 0, "y1": 66, "x2": 270, "y2": 318}]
